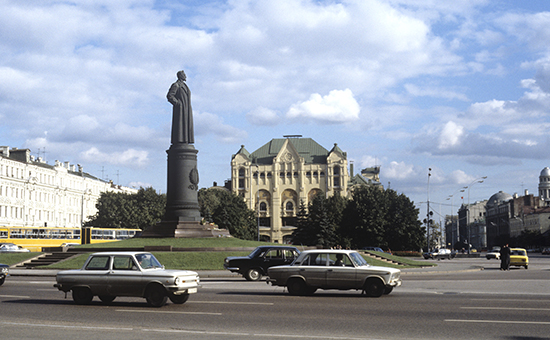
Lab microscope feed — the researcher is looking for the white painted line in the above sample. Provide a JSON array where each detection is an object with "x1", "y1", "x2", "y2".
[
  {"x1": 117, "y1": 309, "x2": 222, "y2": 316},
  {"x1": 253, "y1": 333, "x2": 374, "y2": 339},
  {"x1": 446, "y1": 319, "x2": 550, "y2": 325},
  {"x1": 470, "y1": 298, "x2": 550, "y2": 303},
  {"x1": 0, "y1": 294, "x2": 30, "y2": 299},
  {"x1": 144, "y1": 328, "x2": 376, "y2": 339},
  {"x1": 1, "y1": 321, "x2": 133, "y2": 331},
  {"x1": 142, "y1": 328, "x2": 249, "y2": 336},
  {"x1": 188, "y1": 300, "x2": 274, "y2": 305},
  {"x1": 461, "y1": 306, "x2": 550, "y2": 311}
]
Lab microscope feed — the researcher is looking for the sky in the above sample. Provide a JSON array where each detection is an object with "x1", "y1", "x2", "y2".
[{"x1": 2, "y1": 0, "x2": 550, "y2": 223}]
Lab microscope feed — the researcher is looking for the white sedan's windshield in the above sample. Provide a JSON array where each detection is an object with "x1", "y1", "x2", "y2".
[
  {"x1": 136, "y1": 254, "x2": 163, "y2": 269},
  {"x1": 349, "y1": 252, "x2": 369, "y2": 266}
]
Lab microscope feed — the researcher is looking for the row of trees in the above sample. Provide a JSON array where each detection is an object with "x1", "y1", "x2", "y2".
[
  {"x1": 87, "y1": 185, "x2": 425, "y2": 250},
  {"x1": 292, "y1": 186, "x2": 425, "y2": 251},
  {"x1": 85, "y1": 187, "x2": 166, "y2": 230},
  {"x1": 86, "y1": 187, "x2": 257, "y2": 239}
]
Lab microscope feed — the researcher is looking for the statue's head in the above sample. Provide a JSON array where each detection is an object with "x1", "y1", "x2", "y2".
[{"x1": 177, "y1": 70, "x2": 187, "y2": 81}]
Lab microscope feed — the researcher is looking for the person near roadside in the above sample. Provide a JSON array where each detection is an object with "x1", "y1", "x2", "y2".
[{"x1": 500, "y1": 244, "x2": 511, "y2": 271}]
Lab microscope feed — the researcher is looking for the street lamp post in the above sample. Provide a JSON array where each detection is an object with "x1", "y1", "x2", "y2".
[
  {"x1": 255, "y1": 164, "x2": 260, "y2": 242},
  {"x1": 426, "y1": 168, "x2": 432, "y2": 251},
  {"x1": 465, "y1": 176, "x2": 487, "y2": 254},
  {"x1": 446, "y1": 188, "x2": 465, "y2": 249}
]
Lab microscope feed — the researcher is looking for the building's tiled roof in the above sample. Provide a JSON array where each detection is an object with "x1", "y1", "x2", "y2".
[
  {"x1": 232, "y1": 145, "x2": 250, "y2": 160},
  {"x1": 250, "y1": 138, "x2": 329, "y2": 165}
]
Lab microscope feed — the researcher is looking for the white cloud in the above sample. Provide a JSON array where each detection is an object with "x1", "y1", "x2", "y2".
[
  {"x1": 246, "y1": 107, "x2": 280, "y2": 126},
  {"x1": 438, "y1": 121, "x2": 464, "y2": 149},
  {"x1": 81, "y1": 147, "x2": 149, "y2": 167},
  {"x1": 286, "y1": 89, "x2": 360, "y2": 123},
  {"x1": 404, "y1": 83, "x2": 468, "y2": 101},
  {"x1": 383, "y1": 161, "x2": 417, "y2": 180},
  {"x1": 194, "y1": 111, "x2": 247, "y2": 143}
]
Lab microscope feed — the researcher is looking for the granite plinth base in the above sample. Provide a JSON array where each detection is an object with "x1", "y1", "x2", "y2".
[{"x1": 141, "y1": 221, "x2": 230, "y2": 238}]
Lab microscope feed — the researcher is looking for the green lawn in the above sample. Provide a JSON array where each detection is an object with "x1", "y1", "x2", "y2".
[
  {"x1": 0, "y1": 252, "x2": 42, "y2": 266},
  {"x1": 4, "y1": 238, "x2": 432, "y2": 270}
]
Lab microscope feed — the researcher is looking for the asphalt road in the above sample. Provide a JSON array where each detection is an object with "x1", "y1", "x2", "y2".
[{"x1": 1, "y1": 256, "x2": 549, "y2": 340}]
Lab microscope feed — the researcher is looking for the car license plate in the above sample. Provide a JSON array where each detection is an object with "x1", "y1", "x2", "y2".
[{"x1": 188, "y1": 288, "x2": 197, "y2": 294}]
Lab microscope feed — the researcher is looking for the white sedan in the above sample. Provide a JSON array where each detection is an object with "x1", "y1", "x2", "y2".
[
  {"x1": 267, "y1": 249, "x2": 401, "y2": 297},
  {"x1": 54, "y1": 252, "x2": 200, "y2": 307},
  {"x1": 0, "y1": 243, "x2": 30, "y2": 252},
  {"x1": 486, "y1": 247, "x2": 501, "y2": 260}
]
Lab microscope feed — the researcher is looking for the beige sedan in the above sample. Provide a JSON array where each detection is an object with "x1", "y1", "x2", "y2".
[{"x1": 267, "y1": 249, "x2": 401, "y2": 297}]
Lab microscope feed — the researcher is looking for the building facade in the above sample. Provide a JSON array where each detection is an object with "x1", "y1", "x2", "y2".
[
  {"x1": 457, "y1": 200, "x2": 487, "y2": 250},
  {"x1": 231, "y1": 137, "x2": 349, "y2": 243},
  {"x1": 0, "y1": 146, "x2": 137, "y2": 228}
]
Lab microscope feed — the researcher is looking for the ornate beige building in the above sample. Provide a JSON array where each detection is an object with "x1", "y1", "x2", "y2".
[
  {"x1": 231, "y1": 137, "x2": 349, "y2": 243},
  {"x1": 0, "y1": 146, "x2": 137, "y2": 228}
]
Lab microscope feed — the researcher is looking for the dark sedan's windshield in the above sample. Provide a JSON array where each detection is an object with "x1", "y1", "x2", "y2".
[{"x1": 248, "y1": 247, "x2": 264, "y2": 258}]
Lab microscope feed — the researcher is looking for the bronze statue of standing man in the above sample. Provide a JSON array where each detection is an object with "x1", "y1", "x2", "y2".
[{"x1": 167, "y1": 70, "x2": 194, "y2": 144}]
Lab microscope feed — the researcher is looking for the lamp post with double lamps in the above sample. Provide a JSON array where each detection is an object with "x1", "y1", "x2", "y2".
[
  {"x1": 446, "y1": 188, "x2": 465, "y2": 249},
  {"x1": 464, "y1": 176, "x2": 487, "y2": 254}
]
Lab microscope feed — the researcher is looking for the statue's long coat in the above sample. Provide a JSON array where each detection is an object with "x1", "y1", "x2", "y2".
[{"x1": 167, "y1": 80, "x2": 194, "y2": 144}]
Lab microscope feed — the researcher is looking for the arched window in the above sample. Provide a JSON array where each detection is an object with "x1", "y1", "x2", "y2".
[
  {"x1": 286, "y1": 201, "x2": 294, "y2": 211},
  {"x1": 260, "y1": 202, "x2": 267, "y2": 211}
]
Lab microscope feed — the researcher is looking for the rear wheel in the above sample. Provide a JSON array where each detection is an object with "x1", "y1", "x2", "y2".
[
  {"x1": 287, "y1": 278, "x2": 308, "y2": 296},
  {"x1": 99, "y1": 295, "x2": 116, "y2": 304},
  {"x1": 364, "y1": 278, "x2": 385, "y2": 297},
  {"x1": 146, "y1": 285, "x2": 167, "y2": 307},
  {"x1": 169, "y1": 293, "x2": 190, "y2": 304},
  {"x1": 244, "y1": 268, "x2": 262, "y2": 281},
  {"x1": 525, "y1": 265, "x2": 528, "y2": 269},
  {"x1": 72, "y1": 287, "x2": 93, "y2": 305}
]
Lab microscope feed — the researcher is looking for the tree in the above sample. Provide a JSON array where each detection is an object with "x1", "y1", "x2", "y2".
[
  {"x1": 340, "y1": 186, "x2": 387, "y2": 249},
  {"x1": 198, "y1": 188, "x2": 257, "y2": 240},
  {"x1": 85, "y1": 187, "x2": 166, "y2": 230},
  {"x1": 291, "y1": 199, "x2": 314, "y2": 246},
  {"x1": 384, "y1": 190, "x2": 424, "y2": 251},
  {"x1": 308, "y1": 193, "x2": 338, "y2": 248},
  {"x1": 340, "y1": 186, "x2": 424, "y2": 251}
]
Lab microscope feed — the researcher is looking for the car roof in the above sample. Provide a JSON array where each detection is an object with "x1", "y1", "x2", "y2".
[
  {"x1": 299, "y1": 249, "x2": 356, "y2": 254},
  {"x1": 90, "y1": 251, "x2": 151, "y2": 256}
]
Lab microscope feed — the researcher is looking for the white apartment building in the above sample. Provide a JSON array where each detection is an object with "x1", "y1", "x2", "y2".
[{"x1": 0, "y1": 146, "x2": 137, "y2": 228}]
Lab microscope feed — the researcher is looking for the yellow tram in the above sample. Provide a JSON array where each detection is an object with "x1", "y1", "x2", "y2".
[{"x1": 0, "y1": 226, "x2": 141, "y2": 252}]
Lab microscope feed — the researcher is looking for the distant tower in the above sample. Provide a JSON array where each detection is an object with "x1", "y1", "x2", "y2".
[{"x1": 539, "y1": 167, "x2": 550, "y2": 204}]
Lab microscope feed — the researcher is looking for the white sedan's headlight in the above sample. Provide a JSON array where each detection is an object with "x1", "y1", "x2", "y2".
[{"x1": 174, "y1": 277, "x2": 181, "y2": 285}]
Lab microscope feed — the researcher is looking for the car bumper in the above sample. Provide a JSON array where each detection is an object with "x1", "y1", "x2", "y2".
[{"x1": 223, "y1": 264, "x2": 240, "y2": 272}]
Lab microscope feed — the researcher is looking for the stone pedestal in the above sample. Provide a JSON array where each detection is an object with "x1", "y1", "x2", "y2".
[{"x1": 142, "y1": 143, "x2": 226, "y2": 238}]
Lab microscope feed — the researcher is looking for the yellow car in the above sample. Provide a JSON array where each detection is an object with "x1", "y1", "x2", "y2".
[{"x1": 509, "y1": 248, "x2": 529, "y2": 269}]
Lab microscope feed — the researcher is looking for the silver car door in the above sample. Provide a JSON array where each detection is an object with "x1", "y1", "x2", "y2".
[{"x1": 326, "y1": 253, "x2": 357, "y2": 289}]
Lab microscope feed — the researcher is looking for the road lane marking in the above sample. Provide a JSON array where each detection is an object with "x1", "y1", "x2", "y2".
[
  {"x1": 461, "y1": 306, "x2": 550, "y2": 311},
  {"x1": 446, "y1": 319, "x2": 550, "y2": 325},
  {"x1": 1, "y1": 321, "x2": 133, "y2": 331},
  {"x1": 471, "y1": 298, "x2": 550, "y2": 303},
  {"x1": 143, "y1": 328, "x2": 250, "y2": 336},
  {"x1": 0, "y1": 294, "x2": 30, "y2": 299},
  {"x1": 117, "y1": 309, "x2": 222, "y2": 315},
  {"x1": 188, "y1": 300, "x2": 274, "y2": 305},
  {"x1": 144, "y1": 328, "x2": 381, "y2": 339}
]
